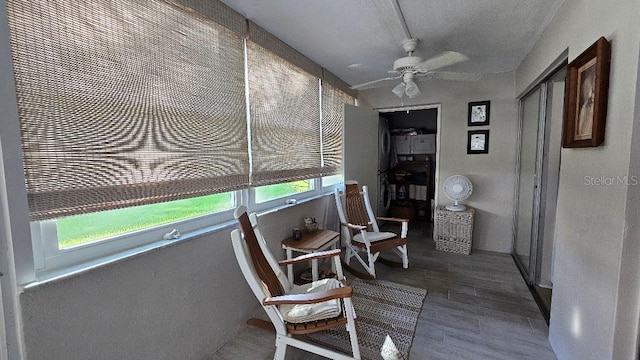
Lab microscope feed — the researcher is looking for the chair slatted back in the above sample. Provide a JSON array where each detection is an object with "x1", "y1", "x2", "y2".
[
  {"x1": 236, "y1": 211, "x2": 284, "y2": 298},
  {"x1": 344, "y1": 182, "x2": 370, "y2": 229}
]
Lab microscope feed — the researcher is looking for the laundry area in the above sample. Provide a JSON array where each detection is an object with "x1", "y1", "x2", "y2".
[{"x1": 377, "y1": 107, "x2": 437, "y2": 223}]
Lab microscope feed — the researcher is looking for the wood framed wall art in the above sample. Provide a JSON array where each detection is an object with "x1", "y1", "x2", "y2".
[
  {"x1": 562, "y1": 37, "x2": 611, "y2": 148},
  {"x1": 468, "y1": 100, "x2": 490, "y2": 126}
]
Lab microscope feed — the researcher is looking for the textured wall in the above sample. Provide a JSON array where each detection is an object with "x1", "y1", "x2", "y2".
[{"x1": 361, "y1": 72, "x2": 518, "y2": 253}]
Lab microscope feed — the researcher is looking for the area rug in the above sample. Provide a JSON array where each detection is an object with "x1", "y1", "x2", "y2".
[{"x1": 304, "y1": 278, "x2": 427, "y2": 360}]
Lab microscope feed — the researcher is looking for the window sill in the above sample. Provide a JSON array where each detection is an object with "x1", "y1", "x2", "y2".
[
  {"x1": 23, "y1": 219, "x2": 238, "y2": 290},
  {"x1": 257, "y1": 191, "x2": 333, "y2": 216}
]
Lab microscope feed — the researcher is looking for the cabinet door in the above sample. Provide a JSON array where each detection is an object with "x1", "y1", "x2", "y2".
[
  {"x1": 411, "y1": 134, "x2": 436, "y2": 154},
  {"x1": 394, "y1": 135, "x2": 411, "y2": 154}
]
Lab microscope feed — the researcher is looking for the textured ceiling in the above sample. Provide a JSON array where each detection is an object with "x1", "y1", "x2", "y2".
[{"x1": 220, "y1": 0, "x2": 565, "y2": 89}]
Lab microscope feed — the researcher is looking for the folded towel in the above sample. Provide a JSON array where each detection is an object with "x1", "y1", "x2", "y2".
[{"x1": 280, "y1": 278, "x2": 343, "y2": 323}]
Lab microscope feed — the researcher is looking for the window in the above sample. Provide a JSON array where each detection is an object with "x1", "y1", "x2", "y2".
[
  {"x1": 254, "y1": 181, "x2": 313, "y2": 204},
  {"x1": 7, "y1": 1, "x2": 355, "y2": 278},
  {"x1": 57, "y1": 192, "x2": 234, "y2": 249},
  {"x1": 322, "y1": 175, "x2": 343, "y2": 188},
  {"x1": 246, "y1": 27, "x2": 324, "y2": 186}
]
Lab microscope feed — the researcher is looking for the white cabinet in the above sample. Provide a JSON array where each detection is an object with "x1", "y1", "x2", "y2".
[
  {"x1": 410, "y1": 134, "x2": 436, "y2": 154},
  {"x1": 394, "y1": 134, "x2": 436, "y2": 154},
  {"x1": 393, "y1": 135, "x2": 411, "y2": 154}
]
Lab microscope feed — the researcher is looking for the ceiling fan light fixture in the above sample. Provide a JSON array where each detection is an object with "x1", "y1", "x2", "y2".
[
  {"x1": 404, "y1": 80, "x2": 421, "y2": 98},
  {"x1": 392, "y1": 82, "x2": 405, "y2": 98}
]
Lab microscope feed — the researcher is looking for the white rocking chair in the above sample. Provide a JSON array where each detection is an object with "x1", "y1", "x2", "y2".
[
  {"x1": 334, "y1": 180, "x2": 409, "y2": 279},
  {"x1": 231, "y1": 206, "x2": 360, "y2": 360}
]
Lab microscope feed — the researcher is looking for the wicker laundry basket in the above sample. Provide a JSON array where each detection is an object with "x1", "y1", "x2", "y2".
[{"x1": 434, "y1": 205, "x2": 475, "y2": 255}]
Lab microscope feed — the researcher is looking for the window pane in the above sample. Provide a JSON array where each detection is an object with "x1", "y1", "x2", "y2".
[
  {"x1": 57, "y1": 192, "x2": 233, "y2": 248},
  {"x1": 322, "y1": 175, "x2": 342, "y2": 187},
  {"x1": 255, "y1": 180, "x2": 312, "y2": 203}
]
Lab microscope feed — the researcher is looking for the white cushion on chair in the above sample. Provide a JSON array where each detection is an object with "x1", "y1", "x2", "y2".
[
  {"x1": 279, "y1": 278, "x2": 343, "y2": 323},
  {"x1": 352, "y1": 231, "x2": 396, "y2": 244}
]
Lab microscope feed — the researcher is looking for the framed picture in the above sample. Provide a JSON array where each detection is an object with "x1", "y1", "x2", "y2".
[
  {"x1": 468, "y1": 100, "x2": 490, "y2": 126},
  {"x1": 562, "y1": 37, "x2": 611, "y2": 148},
  {"x1": 467, "y1": 130, "x2": 489, "y2": 154}
]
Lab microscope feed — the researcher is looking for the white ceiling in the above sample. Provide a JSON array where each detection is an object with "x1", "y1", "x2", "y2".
[{"x1": 220, "y1": 0, "x2": 565, "y2": 90}]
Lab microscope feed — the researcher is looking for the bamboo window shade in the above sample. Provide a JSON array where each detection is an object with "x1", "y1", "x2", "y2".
[
  {"x1": 321, "y1": 74, "x2": 356, "y2": 176},
  {"x1": 6, "y1": 0, "x2": 356, "y2": 221},
  {"x1": 246, "y1": 23, "x2": 323, "y2": 186},
  {"x1": 6, "y1": 0, "x2": 249, "y2": 220}
]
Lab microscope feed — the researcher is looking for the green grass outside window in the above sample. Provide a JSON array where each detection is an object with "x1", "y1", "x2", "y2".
[{"x1": 57, "y1": 181, "x2": 310, "y2": 248}]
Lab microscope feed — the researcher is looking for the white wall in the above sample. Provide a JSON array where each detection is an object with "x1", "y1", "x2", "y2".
[
  {"x1": 360, "y1": 72, "x2": 518, "y2": 253},
  {"x1": 515, "y1": 0, "x2": 640, "y2": 359},
  {"x1": 19, "y1": 198, "x2": 336, "y2": 360}
]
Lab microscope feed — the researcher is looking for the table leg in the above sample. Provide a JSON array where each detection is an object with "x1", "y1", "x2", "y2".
[
  {"x1": 311, "y1": 258, "x2": 319, "y2": 281},
  {"x1": 286, "y1": 248, "x2": 293, "y2": 285},
  {"x1": 330, "y1": 242, "x2": 337, "y2": 275}
]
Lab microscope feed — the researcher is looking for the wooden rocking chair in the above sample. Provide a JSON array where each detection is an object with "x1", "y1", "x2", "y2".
[
  {"x1": 231, "y1": 206, "x2": 360, "y2": 360},
  {"x1": 334, "y1": 180, "x2": 409, "y2": 279}
]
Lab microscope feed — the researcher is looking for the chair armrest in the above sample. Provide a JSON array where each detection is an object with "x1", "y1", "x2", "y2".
[
  {"x1": 277, "y1": 249, "x2": 342, "y2": 266},
  {"x1": 263, "y1": 286, "x2": 353, "y2": 305},
  {"x1": 376, "y1": 216, "x2": 410, "y2": 238},
  {"x1": 340, "y1": 222, "x2": 366, "y2": 231},
  {"x1": 376, "y1": 216, "x2": 409, "y2": 223}
]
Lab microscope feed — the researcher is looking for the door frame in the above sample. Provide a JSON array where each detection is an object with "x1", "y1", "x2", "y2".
[
  {"x1": 376, "y1": 103, "x2": 442, "y2": 206},
  {"x1": 512, "y1": 58, "x2": 567, "y2": 285},
  {"x1": 512, "y1": 86, "x2": 546, "y2": 284}
]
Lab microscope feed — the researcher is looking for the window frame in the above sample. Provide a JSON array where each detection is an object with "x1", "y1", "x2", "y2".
[
  {"x1": 31, "y1": 191, "x2": 241, "y2": 276},
  {"x1": 249, "y1": 178, "x2": 317, "y2": 213},
  {"x1": 30, "y1": 177, "x2": 343, "y2": 278}
]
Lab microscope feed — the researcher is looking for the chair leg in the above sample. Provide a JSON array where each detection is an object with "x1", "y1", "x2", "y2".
[
  {"x1": 367, "y1": 251, "x2": 376, "y2": 278},
  {"x1": 401, "y1": 245, "x2": 409, "y2": 269},
  {"x1": 344, "y1": 298, "x2": 361, "y2": 359},
  {"x1": 344, "y1": 245, "x2": 352, "y2": 265},
  {"x1": 273, "y1": 334, "x2": 287, "y2": 360}
]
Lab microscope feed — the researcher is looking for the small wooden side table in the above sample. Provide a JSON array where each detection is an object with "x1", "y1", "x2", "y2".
[{"x1": 281, "y1": 229, "x2": 340, "y2": 285}]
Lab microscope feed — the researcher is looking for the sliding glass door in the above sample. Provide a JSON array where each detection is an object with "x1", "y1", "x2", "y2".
[{"x1": 513, "y1": 87, "x2": 545, "y2": 283}]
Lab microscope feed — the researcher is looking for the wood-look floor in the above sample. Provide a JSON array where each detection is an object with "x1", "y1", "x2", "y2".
[{"x1": 211, "y1": 221, "x2": 557, "y2": 360}]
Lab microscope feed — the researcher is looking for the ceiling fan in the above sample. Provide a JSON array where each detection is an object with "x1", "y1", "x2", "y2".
[{"x1": 351, "y1": 38, "x2": 481, "y2": 98}]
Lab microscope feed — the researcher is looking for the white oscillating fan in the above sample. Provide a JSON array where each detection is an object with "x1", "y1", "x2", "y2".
[{"x1": 443, "y1": 175, "x2": 473, "y2": 211}]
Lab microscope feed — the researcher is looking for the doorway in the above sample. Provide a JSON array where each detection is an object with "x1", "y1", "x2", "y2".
[
  {"x1": 379, "y1": 105, "x2": 440, "y2": 224},
  {"x1": 512, "y1": 65, "x2": 566, "y2": 322}
]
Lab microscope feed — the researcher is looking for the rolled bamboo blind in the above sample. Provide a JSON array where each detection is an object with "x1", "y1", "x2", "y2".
[
  {"x1": 246, "y1": 39, "x2": 323, "y2": 186},
  {"x1": 6, "y1": 0, "x2": 249, "y2": 220},
  {"x1": 322, "y1": 81, "x2": 355, "y2": 176},
  {"x1": 6, "y1": 0, "x2": 356, "y2": 220}
]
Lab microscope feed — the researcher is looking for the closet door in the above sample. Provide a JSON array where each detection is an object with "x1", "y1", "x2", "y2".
[
  {"x1": 513, "y1": 87, "x2": 544, "y2": 282},
  {"x1": 343, "y1": 104, "x2": 379, "y2": 196}
]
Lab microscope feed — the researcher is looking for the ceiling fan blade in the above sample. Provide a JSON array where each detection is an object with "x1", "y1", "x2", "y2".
[
  {"x1": 350, "y1": 75, "x2": 402, "y2": 90},
  {"x1": 414, "y1": 51, "x2": 468, "y2": 72},
  {"x1": 426, "y1": 71, "x2": 482, "y2": 82}
]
